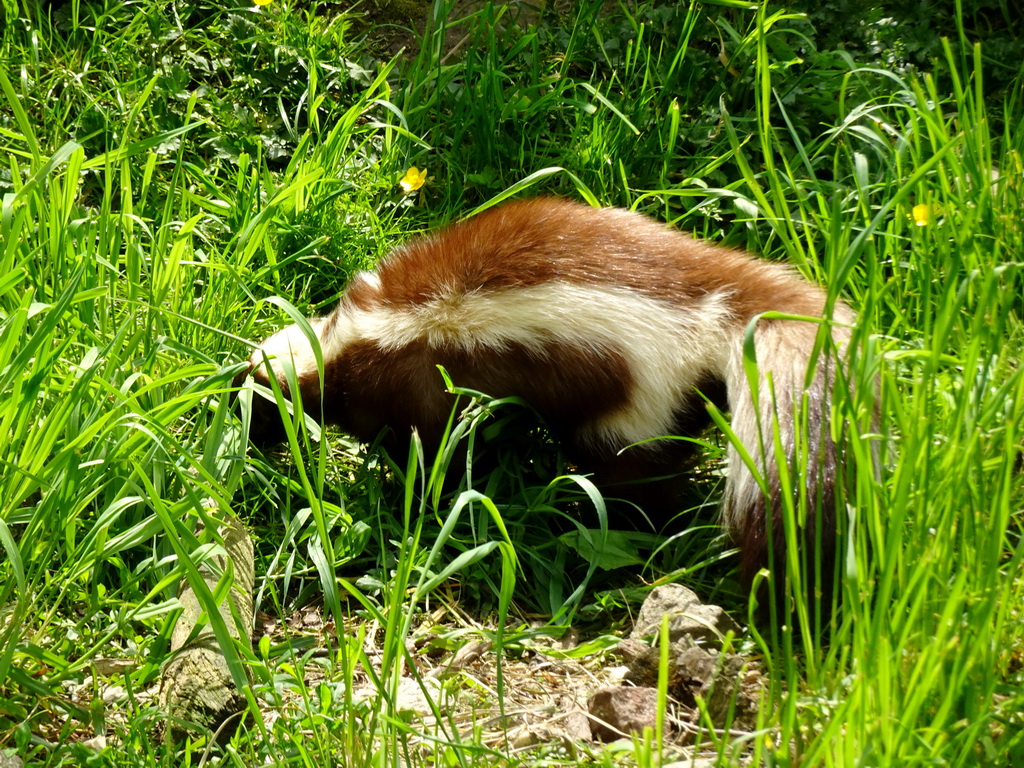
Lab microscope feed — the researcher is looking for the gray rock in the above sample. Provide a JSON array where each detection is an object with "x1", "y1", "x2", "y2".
[
  {"x1": 587, "y1": 685, "x2": 659, "y2": 741},
  {"x1": 629, "y1": 584, "x2": 741, "y2": 649}
]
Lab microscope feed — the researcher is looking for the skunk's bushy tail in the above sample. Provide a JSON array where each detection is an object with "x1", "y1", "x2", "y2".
[{"x1": 722, "y1": 312, "x2": 852, "y2": 608}]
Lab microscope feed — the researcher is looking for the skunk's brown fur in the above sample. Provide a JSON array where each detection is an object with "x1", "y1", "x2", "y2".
[{"x1": 237, "y1": 198, "x2": 853, "y2": 597}]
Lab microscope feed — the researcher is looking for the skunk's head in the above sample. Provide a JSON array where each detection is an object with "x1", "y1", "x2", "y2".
[{"x1": 233, "y1": 320, "x2": 327, "y2": 448}]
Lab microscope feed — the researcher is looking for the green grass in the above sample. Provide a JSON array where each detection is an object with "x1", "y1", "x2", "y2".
[{"x1": 1, "y1": 0, "x2": 1023, "y2": 765}]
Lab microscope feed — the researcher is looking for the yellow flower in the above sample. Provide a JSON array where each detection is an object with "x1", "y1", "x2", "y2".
[
  {"x1": 399, "y1": 166, "x2": 427, "y2": 194},
  {"x1": 911, "y1": 203, "x2": 941, "y2": 226},
  {"x1": 254, "y1": 0, "x2": 272, "y2": 6}
]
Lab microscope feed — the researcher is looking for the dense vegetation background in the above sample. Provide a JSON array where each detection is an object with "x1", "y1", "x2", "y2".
[{"x1": 1, "y1": 0, "x2": 1022, "y2": 765}]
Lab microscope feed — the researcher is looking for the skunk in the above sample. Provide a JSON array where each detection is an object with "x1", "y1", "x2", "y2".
[{"x1": 237, "y1": 198, "x2": 853, "y2": 596}]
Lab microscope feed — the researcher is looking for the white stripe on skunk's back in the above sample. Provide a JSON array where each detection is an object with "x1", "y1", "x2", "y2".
[
  {"x1": 253, "y1": 316, "x2": 329, "y2": 379},
  {"x1": 328, "y1": 278, "x2": 737, "y2": 447}
]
